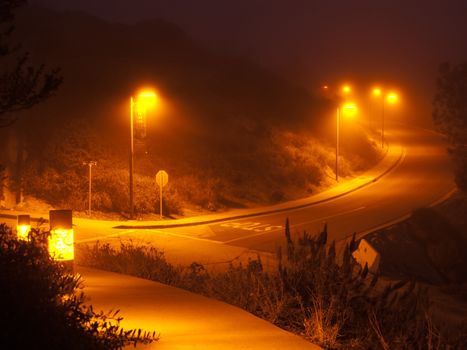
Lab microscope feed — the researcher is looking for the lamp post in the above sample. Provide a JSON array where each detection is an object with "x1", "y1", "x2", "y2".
[
  {"x1": 83, "y1": 161, "x2": 97, "y2": 216},
  {"x1": 336, "y1": 106, "x2": 340, "y2": 181},
  {"x1": 374, "y1": 90, "x2": 398, "y2": 148},
  {"x1": 336, "y1": 102, "x2": 357, "y2": 182},
  {"x1": 371, "y1": 88, "x2": 382, "y2": 131},
  {"x1": 129, "y1": 90, "x2": 157, "y2": 219},
  {"x1": 383, "y1": 93, "x2": 398, "y2": 148},
  {"x1": 129, "y1": 96, "x2": 135, "y2": 220}
]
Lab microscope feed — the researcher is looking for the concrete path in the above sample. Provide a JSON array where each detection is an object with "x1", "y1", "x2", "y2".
[{"x1": 78, "y1": 266, "x2": 322, "y2": 350}]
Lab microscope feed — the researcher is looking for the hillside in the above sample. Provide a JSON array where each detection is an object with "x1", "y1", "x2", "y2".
[{"x1": 1, "y1": 5, "x2": 381, "y2": 216}]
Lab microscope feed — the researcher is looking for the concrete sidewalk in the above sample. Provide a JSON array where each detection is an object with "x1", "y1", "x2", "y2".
[{"x1": 78, "y1": 266, "x2": 322, "y2": 350}]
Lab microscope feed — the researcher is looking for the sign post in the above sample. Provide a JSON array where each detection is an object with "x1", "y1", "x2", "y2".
[{"x1": 155, "y1": 170, "x2": 168, "y2": 220}]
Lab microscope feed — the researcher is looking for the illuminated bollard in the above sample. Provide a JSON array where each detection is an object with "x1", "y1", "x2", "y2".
[
  {"x1": 49, "y1": 210, "x2": 74, "y2": 271},
  {"x1": 16, "y1": 215, "x2": 31, "y2": 240}
]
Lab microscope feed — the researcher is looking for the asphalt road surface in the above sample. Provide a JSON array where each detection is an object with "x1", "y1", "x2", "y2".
[
  {"x1": 3, "y1": 123, "x2": 454, "y2": 257},
  {"x1": 157, "y1": 123, "x2": 456, "y2": 253}
]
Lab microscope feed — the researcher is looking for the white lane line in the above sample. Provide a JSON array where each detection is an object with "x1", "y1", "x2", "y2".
[
  {"x1": 223, "y1": 206, "x2": 366, "y2": 244},
  {"x1": 151, "y1": 229, "x2": 225, "y2": 244},
  {"x1": 75, "y1": 206, "x2": 366, "y2": 245},
  {"x1": 223, "y1": 227, "x2": 285, "y2": 244},
  {"x1": 76, "y1": 229, "x2": 136, "y2": 243},
  {"x1": 77, "y1": 227, "x2": 225, "y2": 245},
  {"x1": 291, "y1": 206, "x2": 366, "y2": 228}
]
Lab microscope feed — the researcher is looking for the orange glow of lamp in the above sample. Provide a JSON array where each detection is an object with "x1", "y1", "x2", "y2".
[
  {"x1": 342, "y1": 84, "x2": 352, "y2": 94},
  {"x1": 386, "y1": 92, "x2": 398, "y2": 104},
  {"x1": 342, "y1": 102, "x2": 357, "y2": 118},
  {"x1": 129, "y1": 89, "x2": 158, "y2": 220},
  {"x1": 372, "y1": 88, "x2": 382, "y2": 97},
  {"x1": 17, "y1": 215, "x2": 31, "y2": 241},
  {"x1": 48, "y1": 210, "x2": 74, "y2": 261},
  {"x1": 137, "y1": 90, "x2": 157, "y2": 109}
]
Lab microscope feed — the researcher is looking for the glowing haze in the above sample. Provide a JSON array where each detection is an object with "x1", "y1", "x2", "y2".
[{"x1": 31, "y1": 0, "x2": 467, "y2": 126}]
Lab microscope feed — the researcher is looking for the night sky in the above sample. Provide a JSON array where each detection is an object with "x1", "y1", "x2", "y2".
[{"x1": 30, "y1": 0, "x2": 467, "y2": 124}]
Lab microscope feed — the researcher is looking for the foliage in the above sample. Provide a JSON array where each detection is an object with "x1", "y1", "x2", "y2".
[
  {"x1": 433, "y1": 62, "x2": 467, "y2": 191},
  {"x1": 0, "y1": 224, "x2": 158, "y2": 349},
  {"x1": 77, "y1": 221, "x2": 466, "y2": 349},
  {"x1": 22, "y1": 118, "x2": 183, "y2": 215},
  {"x1": 0, "y1": 0, "x2": 62, "y2": 127}
]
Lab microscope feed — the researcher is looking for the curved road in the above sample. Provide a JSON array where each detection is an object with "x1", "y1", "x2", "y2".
[
  {"x1": 1, "y1": 124, "x2": 454, "y2": 261},
  {"x1": 157, "y1": 123, "x2": 455, "y2": 254}
]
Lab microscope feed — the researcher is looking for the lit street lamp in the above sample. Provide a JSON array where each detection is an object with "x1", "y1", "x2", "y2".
[
  {"x1": 129, "y1": 90, "x2": 157, "y2": 219},
  {"x1": 342, "y1": 84, "x2": 352, "y2": 95},
  {"x1": 370, "y1": 87, "x2": 382, "y2": 130},
  {"x1": 371, "y1": 88, "x2": 398, "y2": 148},
  {"x1": 336, "y1": 102, "x2": 357, "y2": 181}
]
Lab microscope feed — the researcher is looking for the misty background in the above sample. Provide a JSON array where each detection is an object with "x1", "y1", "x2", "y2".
[
  {"x1": 2, "y1": 0, "x2": 466, "y2": 214},
  {"x1": 31, "y1": 0, "x2": 467, "y2": 125}
]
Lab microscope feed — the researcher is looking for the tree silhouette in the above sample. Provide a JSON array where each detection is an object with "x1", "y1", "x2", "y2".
[
  {"x1": 433, "y1": 62, "x2": 467, "y2": 191},
  {"x1": 0, "y1": 0, "x2": 62, "y2": 127}
]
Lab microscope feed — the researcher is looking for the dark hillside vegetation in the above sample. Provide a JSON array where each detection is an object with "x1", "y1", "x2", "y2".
[
  {"x1": 0, "y1": 5, "x2": 381, "y2": 215},
  {"x1": 0, "y1": 224, "x2": 157, "y2": 349},
  {"x1": 77, "y1": 222, "x2": 467, "y2": 349}
]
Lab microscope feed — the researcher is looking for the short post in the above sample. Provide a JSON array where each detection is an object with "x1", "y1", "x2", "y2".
[
  {"x1": 155, "y1": 170, "x2": 169, "y2": 220},
  {"x1": 49, "y1": 210, "x2": 74, "y2": 272},
  {"x1": 16, "y1": 214, "x2": 31, "y2": 240}
]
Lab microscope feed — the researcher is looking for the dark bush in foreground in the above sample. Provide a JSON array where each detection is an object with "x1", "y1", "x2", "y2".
[
  {"x1": 78, "y1": 221, "x2": 467, "y2": 349},
  {"x1": 0, "y1": 224, "x2": 158, "y2": 349}
]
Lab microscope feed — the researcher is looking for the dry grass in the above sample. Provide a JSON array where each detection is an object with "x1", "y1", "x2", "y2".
[{"x1": 76, "y1": 219, "x2": 466, "y2": 349}]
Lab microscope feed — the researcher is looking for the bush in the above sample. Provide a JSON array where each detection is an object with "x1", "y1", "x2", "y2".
[
  {"x1": 77, "y1": 220, "x2": 466, "y2": 349},
  {"x1": 0, "y1": 224, "x2": 158, "y2": 349}
]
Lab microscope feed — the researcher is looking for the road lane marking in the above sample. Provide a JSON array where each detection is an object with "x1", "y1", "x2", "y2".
[
  {"x1": 222, "y1": 206, "x2": 366, "y2": 245},
  {"x1": 76, "y1": 229, "x2": 136, "y2": 243},
  {"x1": 76, "y1": 228, "x2": 224, "y2": 245},
  {"x1": 291, "y1": 206, "x2": 366, "y2": 228},
  {"x1": 224, "y1": 226, "x2": 284, "y2": 244},
  {"x1": 220, "y1": 221, "x2": 283, "y2": 232}
]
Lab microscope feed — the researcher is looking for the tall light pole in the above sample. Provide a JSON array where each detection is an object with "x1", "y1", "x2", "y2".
[
  {"x1": 129, "y1": 90, "x2": 157, "y2": 220},
  {"x1": 83, "y1": 161, "x2": 97, "y2": 216},
  {"x1": 371, "y1": 87, "x2": 382, "y2": 132},
  {"x1": 129, "y1": 96, "x2": 135, "y2": 219},
  {"x1": 381, "y1": 96, "x2": 385, "y2": 148},
  {"x1": 377, "y1": 91, "x2": 398, "y2": 149},
  {"x1": 331, "y1": 83, "x2": 355, "y2": 182},
  {"x1": 336, "y1": 102, "x2": 357, "y2": 182},
  {"x1": 384, "y1": 93, "x2": 398, "y2": 148},
  {"x1": 335, "y1": 106, "x2": 340, "y2": 181}
]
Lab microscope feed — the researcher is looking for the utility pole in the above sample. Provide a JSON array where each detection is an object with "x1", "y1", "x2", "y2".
[
  {"x1": 83, "y1": 161, "x2": 97, "y2": 216},
  {"x1": 336, "y1": 107, "x2": 340, "y2": 182},
  {"x1": 129, "y1": 96, "x2": 135, "y2": 219}
]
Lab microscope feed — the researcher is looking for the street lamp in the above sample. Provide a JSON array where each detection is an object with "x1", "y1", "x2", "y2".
[
  {"x1": 342, "y1": 84, "x2": 352, "y2": 95},
  {"x1": 336, "y1": 102, "x2": 358, "y2": 181},
  {"x1": 381, "y1": 92, "x2": 398, "y2": 148},
  {"x1": 129, "y1": 90, "x2": 157, "y2": 219},
  {"x1": 371, "y1": 88, "x2": 398, "y2": 148},
  {"x1": 370, "y1": 87, "x2": 382, "y2": 130},
  {"x1": 372, "y1": 88, "x2": 399, "y2": 148}
]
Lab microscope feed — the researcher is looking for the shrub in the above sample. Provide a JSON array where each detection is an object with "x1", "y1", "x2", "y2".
[
  {"x1": 77, "y1": 220, "x2": 466, "y2": 349},
  {"x1": 0, "y1": 224, "x2": 158, "y2": 349}
]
